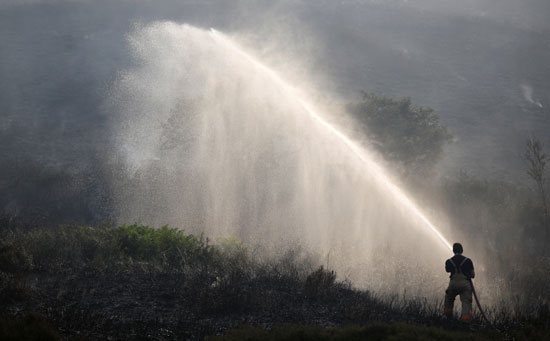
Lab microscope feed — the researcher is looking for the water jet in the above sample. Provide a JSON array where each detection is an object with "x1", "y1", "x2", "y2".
[{"x1": 112, "y1": 22, "x2": 453, "y2": 294}]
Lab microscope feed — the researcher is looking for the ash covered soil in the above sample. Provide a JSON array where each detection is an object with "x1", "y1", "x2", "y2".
[
  {"x1": 0, "y1": 224, "x2": 544, "y2": 340},
  {"x1": 4, "y1": 269, "x2": 413, "y2": 339}
]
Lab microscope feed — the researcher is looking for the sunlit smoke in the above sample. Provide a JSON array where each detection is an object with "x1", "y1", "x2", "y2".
[
  {"x1": 112, "y1": 22, "x2": 453, "y2": 295},
  {"x1": 520, "y1": 84, "x2": 544, "y2": 108}
]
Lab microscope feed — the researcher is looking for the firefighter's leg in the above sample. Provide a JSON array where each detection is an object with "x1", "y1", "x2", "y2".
[
  {"x1": 444, "y1": 283, "x2": 456, "y2": 319},
  {"x1": 459, "y1": 282, "x2": 473, "y2": 322}
]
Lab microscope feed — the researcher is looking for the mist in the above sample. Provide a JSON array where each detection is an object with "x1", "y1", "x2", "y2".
[
  {"x1": 1, "y1": 1, "x2": 549, "y2": 335},
  {"x1": 2, "y1": 0, "x2": 548, "y2": 178}
]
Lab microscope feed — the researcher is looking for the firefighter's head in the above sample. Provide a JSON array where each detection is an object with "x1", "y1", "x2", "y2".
[{"x1": 453, "y1": 243, "x2": 463, "y2": 254}]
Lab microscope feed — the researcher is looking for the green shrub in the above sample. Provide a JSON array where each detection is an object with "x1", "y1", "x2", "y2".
[
  {"x1": 115, "y1": 224, "x2": 205, "y2": 267},
  {"x1": 0, "y1": 224, "x2": 240, "y2": 275}
]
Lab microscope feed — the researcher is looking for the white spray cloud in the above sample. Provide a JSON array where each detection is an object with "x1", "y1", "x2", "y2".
[{"x1": 111, "y1": 22, "x2": 454, "y2": 295}]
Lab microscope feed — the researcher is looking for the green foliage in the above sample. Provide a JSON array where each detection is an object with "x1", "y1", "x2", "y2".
[
  {"x1": 2, "y1": 224, "x2": 549, "y2": 338},
  {"x1": 218, "y1": 235, "x2": 247, "y2": 255},
  {"x1": 348, "y1": 92, "x2": 452, "y2": 175},
  {"x1": 216, "y1": 235, "x2": 250, "y2": 271},
  {"x1": 0, "y1": 224, "x2": 214, "y2": 272},
  {"x1": 115, "y1": 224, "x2": 204, "y2": 266}
]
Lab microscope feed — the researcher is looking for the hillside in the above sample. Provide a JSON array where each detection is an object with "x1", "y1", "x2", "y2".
[{"x1": 2, "y1": 224, "x2": 547, "y2": 340}]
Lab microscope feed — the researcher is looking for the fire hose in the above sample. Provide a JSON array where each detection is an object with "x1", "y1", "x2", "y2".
[{"x1": 469, "y1": 279, "x2": 498, "y2": 331}]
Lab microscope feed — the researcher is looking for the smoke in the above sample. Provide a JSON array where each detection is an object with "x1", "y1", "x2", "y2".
[
  {"x1": 392, "y1": 0, "x2": 550, "y2": 32},
  {"x1": 1, "y1": 0, "x2": 547, "y2": 301},
  {"x1": 2, "y1": 0, "x2": 548, "y2": 181},
  {"x1": 520, "y1": 84, "x2": 544, "y2": 108}
]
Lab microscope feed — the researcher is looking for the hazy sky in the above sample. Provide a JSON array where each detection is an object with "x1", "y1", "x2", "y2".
[
  {"x1": 0, "y1": 0, "x2": 548, "y2": 181},
  {"x1": 358, "y1": 0, "x2": 549, "y2": 31}
]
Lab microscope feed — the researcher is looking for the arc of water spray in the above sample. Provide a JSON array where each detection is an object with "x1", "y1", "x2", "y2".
[{"x1": 208, "y1": 28, "x2": 453, "y2": 253}]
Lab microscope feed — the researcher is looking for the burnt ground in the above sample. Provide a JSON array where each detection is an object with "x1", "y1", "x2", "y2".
[
  {"x1": 0, "y1": 225, "x2": 544, "y2": 340},
  {"x1": 2, "y1": 267, "x2": 484, "y2": 340}
]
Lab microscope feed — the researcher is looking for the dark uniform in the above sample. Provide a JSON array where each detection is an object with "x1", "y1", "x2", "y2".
[{"x1": 444, "y1": 254, "x2": 474, "y2": 321}]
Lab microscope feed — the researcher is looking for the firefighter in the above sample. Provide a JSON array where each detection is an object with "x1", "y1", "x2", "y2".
[{"x1": 444, "y1": 242, "x2": 475, "y2": 322}]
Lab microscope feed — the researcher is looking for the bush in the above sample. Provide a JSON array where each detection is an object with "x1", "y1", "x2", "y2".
[
  {"x1": 347, "y1": 92, "x2": 452, "y2": 176},
  {"x1": 0, "y1": 224, "x2": 216, "y2": 272},
  {"x1": 115, "y1": 224, "x2": 205, "y2": 267}
]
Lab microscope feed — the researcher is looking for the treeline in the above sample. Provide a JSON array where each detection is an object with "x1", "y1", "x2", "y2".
[
  {"x1": 349, "y1": 92, "x2": 550, "y2": 306},
  {"x1": 1, "y1": 92, "x2": 548, "y2": 306}
]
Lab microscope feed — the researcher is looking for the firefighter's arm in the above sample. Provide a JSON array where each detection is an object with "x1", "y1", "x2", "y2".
[{"x1": 470, "y1": 269, "x2": 475, "y2": 279}]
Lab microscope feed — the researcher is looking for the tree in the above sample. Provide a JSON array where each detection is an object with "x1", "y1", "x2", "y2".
[
  {"x1": 524, "y1": 136, "x2": 549, "y2": 248},
  {"x1": 347, "y1": 92, "x2": 452, "y2": 176}
]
